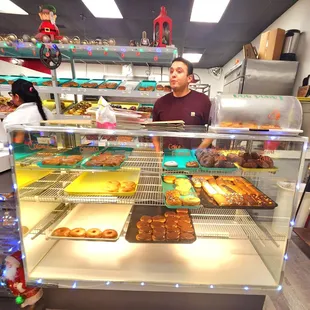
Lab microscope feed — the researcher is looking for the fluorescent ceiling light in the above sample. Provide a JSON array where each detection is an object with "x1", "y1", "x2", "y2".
[
  {"x1": 182, "y1": 53, "x2": 202, "y2": 63},
  {"x1": 190, "y1": 0, "x2": 230, "y2": 23},
  {"x1": 0, "y1": 0, "x2": 28, "y2": 15},
  {"x1": 82, "y1": 0, "x2": 123, "y2": 18}
]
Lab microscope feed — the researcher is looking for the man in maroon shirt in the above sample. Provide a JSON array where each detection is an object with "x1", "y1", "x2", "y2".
[{"x1": 152, "y1": 57, "x2": 212, "y2": 151}]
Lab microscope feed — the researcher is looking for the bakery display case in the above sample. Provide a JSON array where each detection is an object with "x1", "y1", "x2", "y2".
[
  {"x1": 210, "y1": 94, "x2": 303, "y2": 135},
  {"x1": 7, "y1": 124, "x2": 308, "y2": 295}
]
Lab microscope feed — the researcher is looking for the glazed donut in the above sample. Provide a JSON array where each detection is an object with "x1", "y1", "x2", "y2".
[
  {"x1": 152, "y1": 215, "x2": 166, "y2": 223},
  {"x1": 120, "y1": 181, "x2": 136, "y2": 192},
  {"x1": 166, "y1": 231, "x2": 180, "y2": 241},
  {"x1": 136, "y1": 221, "x2": 151, "y2": 229},
  {"x1": 165, "y1": 223, "x2": 178, "y2": 231},
  {"x1": 86, "y1": 228, "x2": 102, "y2": 238},
  {"x1": 102, "y1": 229, "x2": 118, "y2": 239},
  {"x1": 140, "y1": 215, "x2": 152, "y2": 223},
  {"x1": 152, "y1": 233, "x2": 165, "y2": 242},
  {"x1": 164, "y1": 211, "x2": 177, "y2": 218},
  {"x1": 180, "y1": 233, "x2": 195, "y2": 241},
  {"x1": 176, "y1": 208, "x2": 189, "y2": 214},
  {"x1": 52, "y1": 227, "x2": 71, "y2": 237},
  {"x1": 136, "y1": 232, "x2": 152, "y2": 241},
  {"x1": 152, "y1": 227, "x2": 166, "y2": 235},
  {"x1": 151, "y1": 222, "x2": 165, "y2": 229},
  {"x1": 22, "y1": 226, "x2": 29, "y2": 235},
  {"x1": 69, "y1": 228, "x2": 86, "y2": 238},
  {"x1": 139, "y1": 226, "x2": 153, "y2": 234},
  {"x1": 180, "y1": 226, "x2": 194, "y2": 234}
]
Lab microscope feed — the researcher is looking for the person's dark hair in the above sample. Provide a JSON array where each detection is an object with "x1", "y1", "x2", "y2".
[
  {"x1": 171, "y1": 57, "x2": 194, "y2": 76},
  {"x1": 11, "y1": 79, "x2": 47, "y2": 121}
]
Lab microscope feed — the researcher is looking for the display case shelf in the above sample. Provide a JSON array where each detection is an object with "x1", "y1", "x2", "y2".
[{"x1": 0, "y1": 43, "x2": 177, "y2": 65}]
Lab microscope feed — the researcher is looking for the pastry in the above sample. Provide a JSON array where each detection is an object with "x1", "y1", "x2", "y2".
[
  {"x1": 176, "y1": 208, "x2": 189, "y2": 214},
  {"x1": 52, "y1": 227, "x2": 71, "y2": 237},
  {"x1": 69, "y1": 228, "x2": 86, "y2": 238},
  {"x1": 181, "y1": 196, "x2": 200, "y2": 206},
  {"x1": 86, "y1": 228, "x2": 102, "y2": 238},
  {"x1": 22, "y1": 226, "x2": 29, "y2": 235},
  {"x1": 163, "y1": 175, "x2": 176, "y2": 184},
  {"x1": 164, "y1": 161, "x2": 178, "y2": 167},
  {"x1": 165, "y1": 217, "x2": 178, "y2": 225},
  {"x1": 166, "y1": 232, "x2": 179, "y2": 241},
  {"x1": 175, "y1": 184, "x2": 191, "y2": 196},
  {"x1": 151, "y1": 222, "x2": 165, "y2": 229},
  {"x1": 164, "y1": 86, "x2": 171, "y2": 92},
  {"x1": 42, "y1": 157, "x2": 61, "y2": 165},
  {"x1": 140, "y1": 215, "x2": 152, "y2": 223},
  {"x1": 178, "y1": 217, "x2": 191, "y2": 225},
  {"x1": 186, "y1": 161, "x2": 199, "y2": 168},
  {"x1": 156, "y1": 84, "x2": 164, "y2": 91},
  {"x1": 202, "y1": 181, "x2": 217, "y2": 196},
  {"x1": 174, "y1": 178, "x2": 191, "y2": 186},
  {"x1": 118, "y1": 86, "x2": 126, "y2": 90},
  {"x1": 119, "y1": 181, "x2": 136, "y2": 192},
  {"x1": 152, "y1": 215, "x2": 166, "y2": 223},
  {"x1": 213, "y1": 194, "x2": 228, "y2": 206},
  {"x1": 166, "y1": 197, "x2": 183, "y2": 206},
  {"x1": 191, "y1": 177, "x2": 202, "y2": 188},
  {"x1": 166, "y1": 190, "x2": 181, "y2": 198},
  {"x1": 164, "y1": 211, "x2": 177, "y2": 218},
  {"x1": 153, "y1": 227, "x2": 166, "y2": 234},
  {"x1": 102, "y1": 229, "x2": 118, "y2": 239},
  {"x1": 165, "y1": 223, "x2": 179, "y2": 231},
  {"x1": 180, "y1": 233, "x2": 195, "y2": 241},
  {"x1": 139, "y1": 226, "x2": 153, "y2": 234},
  {"x1": 152, "y1": 232, "x2": 165, "y2": 242},
  {"x1": 180, "y1": 226, "x2": 194, "y2": 234},
  {"x1": 136, "y1": 221, "x2": 150, "y2": 229},
  {"x1": 136, "y1": 232, "x2": 152, "y2": 241}
]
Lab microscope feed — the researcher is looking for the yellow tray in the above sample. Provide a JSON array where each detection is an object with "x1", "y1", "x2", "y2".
[
  {"x1": 235, "y1": 164, "x2": 278, "y2": 173},
  {"x1": 64, "y1": 170, "x2": 140, "y2": 196},
  {"x1": 16, "y1": 169, "x2": 52, "y2": 188},
  {"x1": 43, "y1": 100, "x2": 73, "y2": 111}
]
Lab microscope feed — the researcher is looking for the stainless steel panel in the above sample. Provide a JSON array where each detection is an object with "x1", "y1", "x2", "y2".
[
  {"x1": 242, "y1": 59, "x2": 298, "y2": 95},
  {"x1": 301, "y1": 102, "x2": 310, "y2": 141},
  {"x1": 223, "y1": 77, "x2": 243, "y2": 94},
  {"x1": 224, "y1": 62, "x2": 245, "y2": 85}
]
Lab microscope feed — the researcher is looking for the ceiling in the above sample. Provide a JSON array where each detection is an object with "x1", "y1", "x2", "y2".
[{"x1": 0, "y1": 0, "x2": 298, "y2": 68}]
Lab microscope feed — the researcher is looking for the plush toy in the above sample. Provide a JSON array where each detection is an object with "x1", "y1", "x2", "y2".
[
  {"x1": 35, "y1": 4, "x2": 63, "y2": 42},
  {"x1": 2, "y1": 251, "x2": 43, "y2": 308}
]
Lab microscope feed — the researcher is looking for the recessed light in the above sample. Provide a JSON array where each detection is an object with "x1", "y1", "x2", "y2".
[
  {"x1": 0, "y1": 0, "x2": 28, "y2": 15},
  {"x1": 82, "y1": 0, "x2": 123, "y2": 18},
  {"x1": 183, "y1": 53, "x2": 202, "y2": 63},
  {"x1": 190, "y1": 0, "x2": 230, "y2": 23}
]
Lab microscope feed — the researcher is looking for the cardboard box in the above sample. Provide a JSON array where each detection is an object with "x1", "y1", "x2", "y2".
[{"x1": 258, "y1": 28, "x2": 285, "y2": 60}]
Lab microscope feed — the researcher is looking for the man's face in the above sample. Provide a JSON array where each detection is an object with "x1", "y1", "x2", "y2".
[{"x1": 169, "y1": 61, "x2": 192, "y2": 91}]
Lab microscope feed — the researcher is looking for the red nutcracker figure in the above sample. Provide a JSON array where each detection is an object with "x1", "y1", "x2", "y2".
[
  {"x1": 3, "y1": 251, "x2": 43, "y2": 308},
  {"x1": 153, "y1": 6, "x2": 173, "y2": 47},
  {"x1": 35, "y1": 4, "x2": 63, "y2": 42}
]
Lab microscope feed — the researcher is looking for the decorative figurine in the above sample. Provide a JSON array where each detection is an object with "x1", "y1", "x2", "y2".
[
  {"x1": 153, "y1": 6, "x2": 172, "y2": 47},
  {"x1": 22, "y1": 34, "x2": 31, "y2": 42},
  {"x1": 35, "y1": 4, "x2": 62, "y2": 42},
  {"x1": 129, "y1": 40, "x2": 137, "y2": 47},
  {"x1": 140, "y1": 31, "x2": 150, "y2": 46},
  {"x1": 2, "y1": 251, "x2": 43, "y2": 308}
]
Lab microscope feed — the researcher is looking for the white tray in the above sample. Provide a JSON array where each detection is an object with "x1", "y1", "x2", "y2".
[
  {"x1": 208, "y1": 126, "x2": 303, "y2": 136},
  {"x1": 49, "y1": 203, "x2": 132, "y2": 242}
]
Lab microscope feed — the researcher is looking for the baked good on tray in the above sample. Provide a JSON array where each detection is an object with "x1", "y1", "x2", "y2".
[
  {"x1": 195, "y1": 149, "x2": 237, "y2": 169},
  {"x1": 200, "y1": 176, "x2": 276, "y2": 207},
  {"x1": 85, "y1": 152, "x2": 126, "y2": 167},
  {"x1": 51, "y1": 227, "x2": 118, "y2": 239},
  {"x1": 135, "y1": 210, "x2": 194, "y2": 242},
  {"x1": 42, "y1": 155, "x2": 83, "y2": 166},
  {"x1": 236, "y1": 152, "x2": 274, "y2": 169}
]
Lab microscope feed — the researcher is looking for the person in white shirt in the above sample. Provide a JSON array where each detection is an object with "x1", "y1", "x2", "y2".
[{"x1": 3, "y1": 79, "x2": 53, "y2": 143}]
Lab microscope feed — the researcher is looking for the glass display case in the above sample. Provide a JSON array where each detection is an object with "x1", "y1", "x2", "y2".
[
  {"x1": 210, "y1": 94, "x2": 303, "y2": 135},
  {"x1": 7, "y1": 124, "x2": 308, "y2": 295}
]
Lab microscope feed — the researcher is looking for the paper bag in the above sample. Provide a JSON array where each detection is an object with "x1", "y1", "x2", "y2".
[{"x1": 96, "y1": 97, "x2": 116, "y2": 129}]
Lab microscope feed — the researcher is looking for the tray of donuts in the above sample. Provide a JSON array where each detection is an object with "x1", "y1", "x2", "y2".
[
  {"x1": 162, "y1": 175, "x2": 202, "y2": 209},
  {"x1": 193, "y1": 176, "x2": 278, "y2": 209},
  {"x1": 49, "y1": 204, "x2": 132, "y2": 242},
  {"x1": 125, "y1": 206, "x2": 196, "y2": 244},
  {"x1": 80, "y1": 147, "x2": 133, "y2": 170}
]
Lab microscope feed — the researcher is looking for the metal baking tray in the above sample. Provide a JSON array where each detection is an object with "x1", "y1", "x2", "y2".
[
  {"x1": 125, "y1": 205, "x2": 196, "y2": 244},
  {"x1": 194, "y1": 176, "x2": 278, "y2": 210}
]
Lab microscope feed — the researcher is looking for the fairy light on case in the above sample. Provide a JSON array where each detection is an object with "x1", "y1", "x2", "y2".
[
  {"x1": 36, "y1": 279, "x2": 42, "y2": 284},
  {"x1": 72, "y1": 281, "x2": 77, "y2": 289},
  {"x1": 290, "y1": 220, "x2": 295, "y2": 227},
  {"x1": 284, "y1": 253, "x2": 288, "y2": 260},
  {"x1": 210, "y1": 285, "x2": 214, "y2": 289},
  {"x1": 175, "y1": 284, "x2": 179, "y2": 288},
  {"x1": 106, "y1": 281, "x2": 111, "y2": 286},
  {"x1": 277, "y1": 285, "x2": 282, "y2": 291},
  {"x1": 140, "y1": 282, "x2": 145, "y2": 286},
  {"x1": 244, "y1": 286, "x2": 249, "y2": 291}
]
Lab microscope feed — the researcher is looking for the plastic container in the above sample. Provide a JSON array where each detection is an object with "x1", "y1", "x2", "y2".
[
  {"x1": 210, "y1": 94, "x2": 303, "y2": 135},
  {"x1": 273, "y1": 182, "x2": 310, "y2": 234},
  {"x1": 135, "y1": 80, "x2": 157, "y2": 91},
  {"x1": 163, "y1": 149, "x2": 199, "y2": 171}
]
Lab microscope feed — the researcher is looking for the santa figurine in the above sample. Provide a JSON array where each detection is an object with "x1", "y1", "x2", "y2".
[
  {"x1": 35, "y1": 4, "x2": 62, "y2": 42},
  {"x1": 2, "y1": 251, "x2": 43, "y2": 308}
]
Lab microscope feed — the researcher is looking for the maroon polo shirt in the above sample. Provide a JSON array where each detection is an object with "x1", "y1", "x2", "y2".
[{"x1": 153, "y1": 90, "x2": 211, "y2": 150}]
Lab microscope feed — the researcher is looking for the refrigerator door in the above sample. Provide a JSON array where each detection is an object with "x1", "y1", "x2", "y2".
[{"x1": 242, "y1": 59, "x2": 298, "y2": 95}]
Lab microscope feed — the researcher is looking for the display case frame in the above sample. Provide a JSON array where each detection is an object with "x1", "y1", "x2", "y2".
[{"x1": 7, "y1": 124, "x2": 308, "y2": 296}]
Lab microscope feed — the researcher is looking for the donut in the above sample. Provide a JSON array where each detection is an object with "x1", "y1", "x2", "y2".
[
  {"x1": 167, "y1": 227, "x2": 181, "y2": 235},
  {"x1": 163, "y1": 176, "x2": 176, "y2": 184},
  {"x1": 164, "y1": 211, "x2": 177, "y2": 218},
  {"x1": 165, "y1": 223, "x2": 178, "y2": 231},
  {"x1": 186, "y1": 161, "x2": 199, "y2": 168},
  {"x1": 176, "y1": 208, "x2": 189, "y2": 214},
  {"x1": 86, "y1": 228, "x2": 102, "y2": 238},
  {"x1": 136, "y1": 221, "x2": 150, "y2": 229},
  {"x1": 102, "y1": 229, "x2": 118, "y2": 239},
  {"x1": 140, "y1": 215, "x2": 152, "y2": 223},
  {"x1": 180, "y1": 233, "x2": 195, "y2": 241},
  {"x1": 164, "y1": 161, "x2": 178, "y2": 167},
  {"x1": 166, "y1": 232, "x2": 179, "y2": 241},
  {"x1": 52, "y1": 227, "x2": 70, "y2": 237},
  {"x1": 136, "y1": 232, "x2": 152, "y2": 241},
  {"x1": 69, "y1": 228, "x2": 86, "y2": 238},
  {"x1": 152, "y1": 215, "x2": 166, "y2": 223},
  {"x1": 180, "y1": 226, "x2": 194, "y2": 234},
  {"x1": 139, "y1": 226, "x2": 153, "y2": 234},
  {"x1": 178, "y1": 217, "x2": 191, "y2": 224},
  {"x1": 165, "y1": 218, "x2": 178, "y2": 225},
  {"x1": 22, "y1": 226, "x2": 29, "y2": 235},
  {"x1": 152, "y1": 233, "x2": 165, "y2": 242},
  {"x1": 151, "y1": 222, "x2": 165, "y2": 229}
]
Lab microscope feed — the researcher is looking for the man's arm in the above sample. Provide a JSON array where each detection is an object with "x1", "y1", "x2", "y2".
[
  {"x1": 198, "y1": 138, "x2": 213, "y2": 149},
  {"x1": 199, "y1": 95, "x2": 213, "y2": 149}
]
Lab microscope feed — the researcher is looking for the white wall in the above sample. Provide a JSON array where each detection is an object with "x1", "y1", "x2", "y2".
[
  {"x1": 56, "y1": 62, "x2": 222, "y2": 98},
  {"x1": 0, "y1": 60, "x2": 49, "y2": 77},
  {"x1": 222, "y1": 0, "x2": 310, "y2": 95}
]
